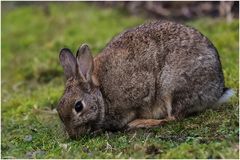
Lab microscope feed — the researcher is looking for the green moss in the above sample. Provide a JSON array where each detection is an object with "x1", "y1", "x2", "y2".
[{"x1": 2, "y1": 2, "x2": 239, "y2": 159}]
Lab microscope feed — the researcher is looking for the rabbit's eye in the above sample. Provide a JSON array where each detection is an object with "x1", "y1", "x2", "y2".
[{"x1": 75, "y1": 101, "x2": 83, "y2": 113}]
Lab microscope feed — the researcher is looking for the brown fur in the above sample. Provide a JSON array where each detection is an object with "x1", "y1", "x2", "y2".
[{"x1": 57, "y1": 20, "x2": 228, "y2": 139}]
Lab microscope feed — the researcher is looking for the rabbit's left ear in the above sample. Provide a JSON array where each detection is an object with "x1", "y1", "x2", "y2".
[
  {"x1": 76, "y1": 44, "x2": 94, "y2": 82},
  {"x1": 59, "y1": 48, "x2": 77, "y2": 80}
]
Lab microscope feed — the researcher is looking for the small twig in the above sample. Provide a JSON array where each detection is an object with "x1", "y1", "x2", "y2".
[
  {"x1": 144, "y1": 133, "x2": 151, "y2": 146},
  {"x1": 32, "y1": 108, "x2": 58, "y2": 115},
  {"x1": 116, "y1": 152, "x2": 123, "y2": 158},
  {"x1": 106, "y1": 141, "x2": 113, "y2": 151},
  {"x1": 129, "y1": 132, "x2": 137, "y2": 142}
]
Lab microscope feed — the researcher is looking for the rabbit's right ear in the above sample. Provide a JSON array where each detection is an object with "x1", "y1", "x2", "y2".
[
  {"x1": 59, "y1": 48, "x2": 77, "y2": 79},
  {"x1": 76, "y1": 44, "x2": 94, "y2": 82}
]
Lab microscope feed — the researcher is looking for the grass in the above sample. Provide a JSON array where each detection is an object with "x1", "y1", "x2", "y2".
[{"x1": 1, "y1": 2, "x2": 239, "y2": 159}]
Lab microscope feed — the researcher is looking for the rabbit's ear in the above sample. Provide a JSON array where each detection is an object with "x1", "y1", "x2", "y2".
[
  {"x1": 59, "y1": 48, "x2": 77, "y2": 79},
  {"x1": 76, "y1": 44, "x2": 93, "y2": 82}
]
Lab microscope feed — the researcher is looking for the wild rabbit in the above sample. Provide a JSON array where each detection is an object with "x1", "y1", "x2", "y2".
[{"x1": 57, "y1": 20, "x2": 234, "y2": 139}]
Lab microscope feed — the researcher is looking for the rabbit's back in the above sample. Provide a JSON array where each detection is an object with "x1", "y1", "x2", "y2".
[{"x1": 94, "y1": 20, "x2": 224, "y2": 122}]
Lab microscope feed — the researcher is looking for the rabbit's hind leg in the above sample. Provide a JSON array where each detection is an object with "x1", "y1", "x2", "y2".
[
  {"x1": 127, "y1": 119, "x2": 168, "y2": 129},
  {"x1": 127, "y1": 95, "x2": 175, "y2": 130}
]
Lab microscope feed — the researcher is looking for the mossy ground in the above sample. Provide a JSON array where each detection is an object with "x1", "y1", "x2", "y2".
[{"x1": 1, "y1": 2, "x2": 239, "y2": 158}]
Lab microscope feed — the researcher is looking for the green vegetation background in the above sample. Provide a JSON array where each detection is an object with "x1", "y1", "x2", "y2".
[{"x1": 2, "y1": 2, "x2": 239, "y2": 158}]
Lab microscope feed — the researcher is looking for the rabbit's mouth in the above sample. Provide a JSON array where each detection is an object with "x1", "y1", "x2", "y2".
[{"x1": 67, "y1": 124, "x2": 92, "y2": 139}]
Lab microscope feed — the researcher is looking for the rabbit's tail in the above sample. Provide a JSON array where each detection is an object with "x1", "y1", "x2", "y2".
[{"x1": 216, "y1": 87, "x2": 235, "y2": 105}]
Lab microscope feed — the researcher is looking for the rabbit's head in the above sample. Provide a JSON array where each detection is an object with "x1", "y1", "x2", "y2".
[{"x1": 57, "y1": 44, "x2": 104, "y2": 139}]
